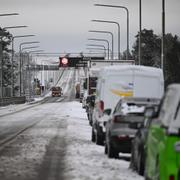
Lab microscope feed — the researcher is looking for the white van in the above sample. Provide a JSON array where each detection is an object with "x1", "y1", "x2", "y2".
[{"x1": 92, "y1": 65, "x2": 164, "y2": 145}]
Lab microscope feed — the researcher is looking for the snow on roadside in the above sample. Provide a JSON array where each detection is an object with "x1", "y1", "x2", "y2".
[{"x1": 64, "y1": 101, "x2": 144, "y2": 180}]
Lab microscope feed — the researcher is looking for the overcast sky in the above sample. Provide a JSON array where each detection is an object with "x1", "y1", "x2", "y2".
[{"x1": 0, "y1": 0, "x2": 180, "y2": 57}]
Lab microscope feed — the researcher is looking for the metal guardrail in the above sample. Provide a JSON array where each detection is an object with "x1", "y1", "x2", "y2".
[{"x1": 0, "y1": 96, "x2": 26, "y2": 106}]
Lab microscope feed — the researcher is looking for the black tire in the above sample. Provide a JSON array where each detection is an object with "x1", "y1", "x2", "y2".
[
  {"x1": 137, "y1": 152, "x2": 145, "y2": 175},
  {"x1": 129, "y1": 150, "x2": 135, "y2": 170},
  {"x1": 104, "y1": 143, "x2": 108, "y2": 154},
  {"x1": 95, "y1": 132, "x2": 104, "y2": 146},
  {"x1": 91, "y1": 128, "x2": 95, "y2": 142},
  {"x1": 107, "y1": 142, "x2": 118, "y2": 158}
]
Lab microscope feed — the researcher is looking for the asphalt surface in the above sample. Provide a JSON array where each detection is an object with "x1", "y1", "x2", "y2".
[{"x1": 0, "y1": 69, "x2": 78, "y2": 180}]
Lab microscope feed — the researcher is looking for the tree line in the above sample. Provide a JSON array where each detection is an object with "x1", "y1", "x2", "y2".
[{"x1": 130, "y1": 29, "x2": 180, "y2": 87}]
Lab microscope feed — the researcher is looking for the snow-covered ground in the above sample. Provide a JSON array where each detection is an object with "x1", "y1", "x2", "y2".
[
  {"x1": 0, "y1": 67, "x2": 144, "y2": 179},
  {"x1": 63, "y1": 101, "x2": 144, "y2": 180},
  {"x1": 0, "y1": 100, "x2": 144, "y2": 180}
]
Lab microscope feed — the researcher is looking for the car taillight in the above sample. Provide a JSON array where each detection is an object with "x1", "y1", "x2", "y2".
[
  {"x1": 169, "y1": 175, "x2": 175, "y2": 180},
  {"x1": 113, "y1": 115, "x2": 121, "y2": 123},
  {"x1": 99, "y1": 100, "x2": 104, "y2": 111},
  {"x1": 117, "y1": 135, "x2": 130, "y2": 140}
]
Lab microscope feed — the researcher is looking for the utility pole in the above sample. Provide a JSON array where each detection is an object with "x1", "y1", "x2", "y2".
[
  {"x1": 0, "y1": 42, "x2": 3, "y2": 98},
  {"x1": 161, "y1": 0, "x2": 165, "y2": 72},
  {"x1": 139, "y1": 0, "x2": 142, "y2": 65}
]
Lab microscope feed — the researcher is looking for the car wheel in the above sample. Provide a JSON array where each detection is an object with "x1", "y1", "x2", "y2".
[
  {"x1": 104, "y1": 143, "x2": 108, "y2": 154},
  {"x1": 137, "y1": 152, "x2": 144, "y2": 175},
  {"x1": 95, "y1": 132, "x2": 104, "y2": 146},
  {"x1": 129, "y1": 150, "x2": 135, "y2": 170},
  {"x1": 107, "y1": 142, "x2": 118, "y2": 158},
  {"x1": 91, "y1": 128, "x2": 95, "y2": 142}
]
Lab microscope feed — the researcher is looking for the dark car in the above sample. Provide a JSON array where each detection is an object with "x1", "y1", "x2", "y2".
[
  {"x1": 130, "y1": 105, "x2": 159, "y2": 175},
  {"x1": 51, "y1": 86, "x2": 62, "y2": 97},
  {"x1": 105, "y1": 100, "x2": 145, "y2": 158}
]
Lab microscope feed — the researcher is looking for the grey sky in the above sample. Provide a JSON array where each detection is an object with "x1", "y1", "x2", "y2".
[{"x1": 0, "y1": 0, "x2": 179, "y2": 56}]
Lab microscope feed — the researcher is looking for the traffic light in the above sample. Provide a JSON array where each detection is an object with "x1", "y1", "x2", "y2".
[
  {"x1": 59, "y1": 57, "x2": 69, "y2": 67},
  {"x1": 59, "y1": 57, "x2": 82, "y2": 67}
]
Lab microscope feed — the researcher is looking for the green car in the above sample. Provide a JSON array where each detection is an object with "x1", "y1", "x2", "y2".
[{"x1": 145, "y1": 84, "x2": 180, "y2": 180}]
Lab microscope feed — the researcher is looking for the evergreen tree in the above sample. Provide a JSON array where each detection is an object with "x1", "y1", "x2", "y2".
[
  {"x1": 132, "y1": 29, "x2": 180, "y2": 86},
  {"x1": 0, "y1": 27, "x2": 12, "y2": 87}
]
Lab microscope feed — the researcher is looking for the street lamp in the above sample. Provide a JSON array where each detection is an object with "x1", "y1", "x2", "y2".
[
  {"x1": 94, "y1": 4, "x2": 129, "y2": 60},
  {"x1": 11, "y1": 35, "x2": 35, "y2": 96},
  {"x1": 86, "y1": 44, "x2": 106, "y2": 50},
  {"x1": 0, "y1": 25, "x2": 28, "y2": 97},
  {"x1": 0, "y1": 13, "x2": 20, "y2": 98},
  {"x1": 22, "y1": 46, "x2": 39, "y2": 52},
  {"x1": 86, "y1": 44, "x2": 107, "y2": 59},
  {"x1": 3, "y1": 26, "x2": 28, "y2": 30},
  {"x1": 88, "y1": 38, "x2": 110, "y2": 60},
  {"x1": 20, "y1": 46, "x2": 40, "y2": 96},
  {"x1": 92, "y1": 19, "x2": 120, "y2": 59},
  {"x1": 26, "y1": 50, "x2": 44, "y2": 99},
  {"x1": 89, "y1": 30, "x2": 114, "y2": 59},
  {"x1": 161, "y1": 0, "x2": 165, "y2": 71},
  {"x1": 86, "y1": 47, "x2": 106, "y2": 57},
  {"x1": 19, "y1": 41, "x2": 40, "y2": 96},
  {"x1": 0, "y1": 13, "x2": 19, "y2": 17},
  {"x1": 139, "y1": 0, "x2": 142, "y2": 65}
]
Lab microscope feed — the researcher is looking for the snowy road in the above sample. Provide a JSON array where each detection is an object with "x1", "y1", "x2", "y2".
[
  {"x1": 0, "y1": 100, "x2": 144, "y2": 180},
  {"x1": 0, "y1": 68, "x2": 144, "y2": 180}
]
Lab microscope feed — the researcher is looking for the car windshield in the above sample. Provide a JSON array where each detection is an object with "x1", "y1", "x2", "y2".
[{"x1": 52, "y1": 87, "x2": 60, "y2": 91}]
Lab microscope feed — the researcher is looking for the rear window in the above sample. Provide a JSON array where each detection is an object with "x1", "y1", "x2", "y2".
[
  {"x1": 52, "y1": 87, "x2": 60, "y2": 91},
  {"x1": 125, "y1": 113, "x2": 144, "y2": 123}
]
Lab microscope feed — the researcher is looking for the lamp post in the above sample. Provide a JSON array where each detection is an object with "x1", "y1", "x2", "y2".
[
  {"x1": 19, "y1": 41, "x2": 40, "y2": 96},
  {"x1": 11, "y1": 35, "x2": 35, "y2": 96},
  {"x1": 22, "y1": 46, "x2": 39, "y2": 52},
  {"x1": 86, "y1": 44, "x2": 107, "y2": 59},
  {"x1": 1, "y1": 26, "x2": 29, "y2": 97},
  {"x1": 21, "y1": 46, "x2": 40, "y2": 96},
  {"x1": 92, "y1": 19, "x2": 120, "y2": 59},
  {"x1": 161, "y1": 0, "x2": 165, "y2": 72},
  {"x1": 88, "y1": 38, "x2": 110, "y2": 60},
  {"x1": 2, "y1": 26, "x2": 28, "y2": 98},
  {"x1": 94, "y1": 4, "x2": 129, "y2": 60},
  {"x1": 3, "y1": 26, "x2": 28, "y2": 30},
  {"x1": 89, "y1": 30, "x2": 114, "y2": 59},
  {"x1": 86, "y1": 47, "x2": 106, "y2": 57},
  {"x1": 25, "y1": 50, "x2": 44, "y2": 99},
  {"x1": 0, "y1": 13, "x2": 19, "y2": 17},
  {"x1": 139, "y1": 0, "x2": 142, "y2": 65},
  {"x1": 0, "y1": 13, "x2": 19, "y2": 98},
  {"x1": 86, "y1": 44, "x2": 106, "y2": 50}
]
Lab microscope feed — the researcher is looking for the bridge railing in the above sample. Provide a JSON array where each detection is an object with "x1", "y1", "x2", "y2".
[{"x1": 0, "y1": 96, "x2": 26, "y2": 106}]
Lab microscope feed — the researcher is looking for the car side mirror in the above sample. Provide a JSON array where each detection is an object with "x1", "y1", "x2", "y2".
[
  {"x1": 103, "y1": 109, "x2": 111, "y2": 116},
  {"x1": 145, "y1": 106, "x2": 158, "y2": 119}
]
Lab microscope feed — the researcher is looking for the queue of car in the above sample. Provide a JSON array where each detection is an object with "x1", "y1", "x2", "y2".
[{"x1": 80, "y1": 63, "x2": 180, "y2": 179}]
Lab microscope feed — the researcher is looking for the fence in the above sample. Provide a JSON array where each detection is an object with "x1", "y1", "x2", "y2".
[{"x1": 0, "y1": 96, "x2": 26, "y2": 106}]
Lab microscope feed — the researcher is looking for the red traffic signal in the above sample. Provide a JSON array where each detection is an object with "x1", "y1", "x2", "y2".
[{"x1": 59, "y1": 57, "x2": 69, "y2": 67}]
